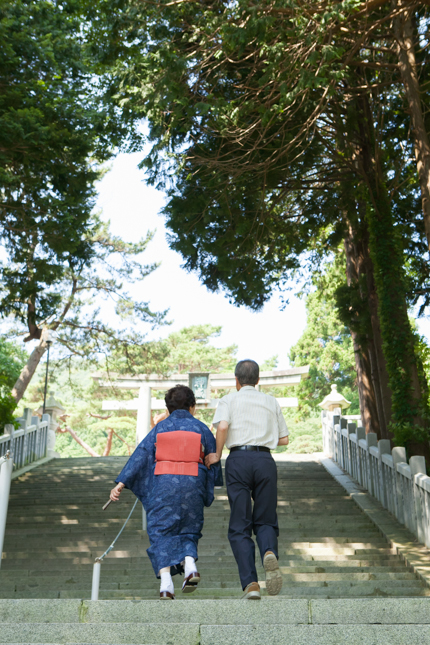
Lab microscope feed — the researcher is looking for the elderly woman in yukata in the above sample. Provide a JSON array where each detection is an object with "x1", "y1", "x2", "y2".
[{"x1": 110, "y1": 384, "x2": 222, "y2": 599}]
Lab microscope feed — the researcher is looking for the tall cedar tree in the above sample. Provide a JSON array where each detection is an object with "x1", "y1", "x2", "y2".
[{"x1": 93, "y1": 0, "x2": 430, "y2": 455}]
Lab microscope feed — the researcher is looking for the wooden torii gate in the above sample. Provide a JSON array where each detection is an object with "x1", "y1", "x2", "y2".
[{"x1": 93, "y1": 366, "x2": 310, "y2": 443}]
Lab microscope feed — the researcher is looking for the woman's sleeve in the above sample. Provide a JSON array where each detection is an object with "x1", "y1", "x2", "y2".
[
  {"x1": 115, "y1": 427, "x2": 157, "y2": 494},
  {"x1": 201, "y1": 424, "x2": 223, "y2": 488}
]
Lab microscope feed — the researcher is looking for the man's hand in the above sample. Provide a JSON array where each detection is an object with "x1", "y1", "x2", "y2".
[
  {"x1": 205, "y1": 452, "x2": 221, "y2": 469},
  {"x1": 278, "y1": 435, "x2": 289, "y2": 446},
  {"x1": 110, "y1": 482, "x2": 125, "y2": 501}
]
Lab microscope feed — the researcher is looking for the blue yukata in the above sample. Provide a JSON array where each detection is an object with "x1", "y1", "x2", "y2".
[{"x1": 115, "y1": 410, "x2": 222, "y2": 578}]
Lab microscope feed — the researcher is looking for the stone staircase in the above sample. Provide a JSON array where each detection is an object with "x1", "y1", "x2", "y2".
[
  {"x1": 1, "y1": 454, "x2": 429, "y2": 600},
  {"x1": 2, "y1": 597, "x2": 430, "y2": 644}
]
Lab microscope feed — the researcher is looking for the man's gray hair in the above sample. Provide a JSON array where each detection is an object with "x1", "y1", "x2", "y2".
[{"x1": 235, "y1": 359, "x2": 259, "y2": 386}]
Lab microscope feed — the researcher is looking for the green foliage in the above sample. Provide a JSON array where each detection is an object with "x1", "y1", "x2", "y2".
[
  {"x1": 0, "y1": 0, "x2": 130, "y2": 338},
  {"x1": 0, "y1": 337, "x2": 27, "y2": 432},
  {"x1": 109, "y1": 324, "x2": 237, "y2": 378},
  {"x1": 0, "y1": 0, "x2": 160, "y2": 397},
  {"x1": 260, "y1": 355, "x2": 279, "y2": 371},
  {"x1": 152, "y1": 325, "x2": 237, "y2": 375},
  {"x1": 289, "y1": 255, "x2": 359, "y2": 418},
  {"x1": 275, "y1": 415, "x2": 323, "y2": 454}
]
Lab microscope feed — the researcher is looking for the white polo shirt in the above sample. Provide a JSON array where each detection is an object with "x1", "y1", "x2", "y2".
[{"x1": 212, "y1": 386, "x2": 289, "y2": 450}]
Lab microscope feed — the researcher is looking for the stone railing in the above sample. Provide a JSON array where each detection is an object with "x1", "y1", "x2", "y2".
[
  {"x1": 321, "y1": 409, "x2": 430, "y2": 549},
  {"x1": 0, "y1": 412, "x2": 50, "y2": 472}
]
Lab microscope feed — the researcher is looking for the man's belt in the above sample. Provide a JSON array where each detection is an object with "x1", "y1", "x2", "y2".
[{"x1": 230, "y1": 445, "x2": 271, "y2": 452}]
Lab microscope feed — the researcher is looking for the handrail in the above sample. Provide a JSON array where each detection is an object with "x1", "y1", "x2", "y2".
[
  {"x1": 95, "y1": 499, "x2": 139, "y2": 563},
  {"x1": 322, "y1": 409, "x2": 430, "y2": 550},
  {"x1": 0, "y1": 451, "x2": 13, "y2": 570},
  {"x1": 91, "y1": 499, "x2": 139, "y2": 600}
]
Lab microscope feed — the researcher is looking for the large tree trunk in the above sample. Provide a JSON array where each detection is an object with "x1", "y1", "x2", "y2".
[
  {"x1": 343, "y1": 225, "x2": 382, "y2": 436},
  {"x1": 11, "y1": 337, "x2": 48, "y2": 404},
  {"x1": 393, "y1": 1, "x2": 430, "y2": 251},
  {"x1": 360, "y1": 234, "x2": 394, "y2": 441},
  {"x1": 355, "y1": 93, "x2": 430, "y2": 457}
]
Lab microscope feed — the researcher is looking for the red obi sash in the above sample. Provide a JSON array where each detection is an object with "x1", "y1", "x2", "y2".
[{"x1": 154, "y1": 431, "x2": 204, "y2": 477}]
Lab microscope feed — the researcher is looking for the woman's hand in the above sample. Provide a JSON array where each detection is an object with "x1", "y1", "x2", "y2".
[
  {"x1": 205, "y1": 453, "x2": 220, "y2": 469},
  {"x1": 110, "y1": 482, "x2": 125, "y2": 502}
]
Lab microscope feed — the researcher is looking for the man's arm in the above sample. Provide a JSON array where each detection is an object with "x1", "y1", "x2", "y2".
[
  {"x1": 276, "y1": 403, "x2": 289, "y2": 446},
  {"x1": 205, "y1": 421, "x2": 228, "y2": 467}
]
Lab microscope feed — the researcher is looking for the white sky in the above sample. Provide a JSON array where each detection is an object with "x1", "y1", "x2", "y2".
[{"x1": 95, "y1": 152, "x2": 308, "y2": 368}]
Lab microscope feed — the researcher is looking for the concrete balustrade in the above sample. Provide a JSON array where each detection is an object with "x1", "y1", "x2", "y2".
[
  {"x1": 322, "y1": 409, "x2": 430, "y2": 549},
  {"x1": 0, "y1": 413, "x2": 50, "y2": 471},
  {"x1": 0, "y1": 410, "x2": 59, "y2": 567}
]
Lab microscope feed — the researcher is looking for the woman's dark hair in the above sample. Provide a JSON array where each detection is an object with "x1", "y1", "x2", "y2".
[
  {"x1": 165, "y1": 385, "x2": 196, "y2": 413},
  {"x1": 235, "y1": 359, "x2": 260, "y2": 386}
]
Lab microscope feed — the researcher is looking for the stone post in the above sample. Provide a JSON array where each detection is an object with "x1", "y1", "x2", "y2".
[
  {"x1": 377, "y1": 439, "x2": 391, "y2": 508},
  {"x1": 0, "y1": 452, "x2": 13, "y2": 570},
  {"x1": 392, "y1": 446, "x2": 407, "y2": 524},
  {"x1": 136, "y1": 385, "x2": 152, "y2": 445},
  {"x1": 410, "y1": 456, "x2": 426, "y2": 543},
  {"x1": 355, "y1": 427, "x2": 366, "y2": 486},
  {"x1": 136, "y1": 384, "x2": 152, "y2": 532}
]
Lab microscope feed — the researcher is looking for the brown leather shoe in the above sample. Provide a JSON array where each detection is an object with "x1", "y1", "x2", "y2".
[
  {"x1": 182, "y1": 572, "x2": 200, "y2": 593},
  {"x1": 242, "y1": 582, "x2": 261, "y2": 599},
  {"x1": 263, "y1": 550, "x2": 283, "y2": 596},
  {"x1": 159, "y1": 591, "x2": 175, "y2": 600}
]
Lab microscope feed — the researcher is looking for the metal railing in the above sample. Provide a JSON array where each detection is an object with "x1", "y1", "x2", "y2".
[
  {"x1": 322, "y1": 409, "x2": 430, "y2": 549},
  {"x1": 91, "y1": 499, "x2": 139, "y2": 600},
  {"x1": 0, "y1": 413, "x2": 49, "y2": 471}
]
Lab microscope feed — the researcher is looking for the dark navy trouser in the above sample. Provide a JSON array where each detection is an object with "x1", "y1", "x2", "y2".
[{"x1": 225, "y1": 450, "x2": 279, "y2": 590}]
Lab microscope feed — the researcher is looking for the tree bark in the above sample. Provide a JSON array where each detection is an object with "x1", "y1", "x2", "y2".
[
  {"x1": 361, "y1": 243, "x2": 394, "y2": 441},
  {"x1": 57, "y1": 425, "x2": 100, "y2": 457},
  {"x1": 103, "y1": 428, "x2": 114, "y2": 456},
  {"x1": 393, "y1": 1, "x2": 430, "y2": 252},
  {"x1": 11, "y1": 338, "x2": 47, "y2": 404},
  {"x1": 343, "y1": 226, "x2": 382, "y2": 436}
]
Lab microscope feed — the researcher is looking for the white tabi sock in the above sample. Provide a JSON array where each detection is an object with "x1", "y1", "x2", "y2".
[
  {"x1": 184, "y1": 556, "x2": 196, "y2": 578},
  {"x1": 160, "y1": 571, "x2": 174, "y2": 594}
]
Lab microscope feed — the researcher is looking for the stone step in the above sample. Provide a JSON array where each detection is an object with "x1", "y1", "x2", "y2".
[
  {"x1": 1, "y1": 546, "x2": 401, "y2": 560},
  {"x1": 0, "y1": 623, "x2": 197, "y2": 644},
  {"x1": 201, "y1": 624, "x2": 430, "y2": 644},
  {"x1": 4, "y1": 598, "x2": 430, "y2": 624},
  {"x1": 0, "y1": 564, "x2": 413, "y2": 581},
  {"x1": 7, "y1": 582, "x2": 426, "y2": 600},
  {"x1": 1, "y1": 571, "x2": 420, "y2": 593},
  {"x1": 0, "y1": 551, "x2": 406, "y2": 562},
  {"x1": 2, "y1": 533, "x2": 392, "y2": 546},
  {"x1": 0, "y1": 560, "x2": 410, "y2": 577},
  {"x1": 1, "y1": 545, "x2": 399, "y2": 558}
]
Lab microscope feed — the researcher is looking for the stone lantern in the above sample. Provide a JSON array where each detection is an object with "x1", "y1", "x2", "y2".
[
  {"x1": 43, "y1": 393, "x2": 65, "y2": 458},
  {"x1": 319, "y1": 384, "x2": 351, "y2": 412}
]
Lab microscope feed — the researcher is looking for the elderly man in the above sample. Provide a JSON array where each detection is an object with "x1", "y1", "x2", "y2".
[{"x1": 205, "y1": 359, "x2": 289, "y2": 599}]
